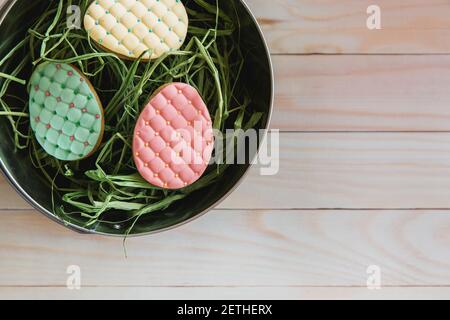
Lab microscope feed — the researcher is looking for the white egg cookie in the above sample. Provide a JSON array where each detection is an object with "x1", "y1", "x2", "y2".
[{"x1": 84, "y1": 0, "x2": 189, "y2": 60}]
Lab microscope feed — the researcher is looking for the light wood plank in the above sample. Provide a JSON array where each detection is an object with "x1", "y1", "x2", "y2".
[
  {"x1": 5, "y1": 133, "x2": 450, "y2": 209},
  {"x1": 4, "y1": 55, "x2": 450, "y2": 138},
  {"x1": 1, "y1": 286, "x2": 450, "y2": 300},
  {"x1": 0, "y1": 177, "x2": 29, "y2": 209},
  {"x1": 247, "y1": 0, "x2": 450, "y2": 54},
  {"x1": 3, "y1": 0, "x2": 450, "y2": 55},
  {"x1": 1, "y1": 209, "x2": 450, "y2": 287},
  {"x1": 220, "y1": 133, "x2": 450, "y2": 209},
  {"x1": 272, "y1": 55, "x2": 450, "y2": 131}
]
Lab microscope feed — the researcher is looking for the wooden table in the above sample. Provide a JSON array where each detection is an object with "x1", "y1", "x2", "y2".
[{"x1": 1, "y1": 0, "x2": 450, "y2": 300}]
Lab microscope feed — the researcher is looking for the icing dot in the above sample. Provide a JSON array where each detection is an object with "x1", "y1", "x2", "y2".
[
  {"x1": 154, "y1": 173, "x2": 159, "y2": 178},
  {"x1": 69, "y1": 103, "x2": 75, "y2": 108},
  {"x1": 135, "y1": 152, "x2": 139, "y2": 156},
  {"x1": 35, "y1": 116, "x2": 40, "y2": 123},
  {"x1": 45, "y1": 91, "x2": 51, "y2": 97},
  {"x1": 84, "y1": 142, "x2": 89, "y2": 147},
  {"x1": 70, "y1": 135, "x2": 75, "y2": 141},
  {"x1": 56, "y1": 64, "x2": 61, "y2": 69},
  {"x1": 56, "y1": 97, "x2": 62, "y2": 102},
  {"x1": 82, "y1": 108, "x2": 88, "y2": 113},
  {"x1": 34, "y1": 85, "x2": 39, "y2": 91},
  {"x1": 46, "y1": 123, "x2": 51, "y2": 129},
  {"x1": 67, "y1": 71, "x2": 73, "y2": 76},
  {"x1": 144, "y1": 162, "x2": 149, "y2": 167},
  {"x1": 80, "y1": 77, "x2": 84, "y2": 82},
  {"x1": 95, "y1": 114, "x2": 100, "y2": 119},
  {"x1": 145, "y1": 142, "x2": 149, "y2": 147}
]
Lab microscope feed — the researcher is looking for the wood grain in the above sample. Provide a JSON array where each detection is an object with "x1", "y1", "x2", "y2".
[
  {"x1": 1, "y1": 209, "x2": 450, "y2": 288},
  {"x1": 220, "y1": 132, "x2": 450, "y2": 209},
  {"x1": 2, "y1": 286, "x2": 450, "y2": 300},
  {"x1": 246, "y1": 0, "x2": 450, "y2": 54},
  {"x1": 272, "y1": 55, "x2": 450, "y2": 131},
  {"x1": 4, "y1": 55, "x2": 450, "y2": 133},
  {"x1": 4, "y1": 132, "x2": 450, "y2": 210},
  {"x1": 2, "y1": 0, "x2": 450, "y2": 300}
]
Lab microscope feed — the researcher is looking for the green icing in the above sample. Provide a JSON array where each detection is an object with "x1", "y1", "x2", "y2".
[
  {"x1": 40, "y1": 109, "x2": 52, "y2": 123},
  {"x1": 73, "y1": 95, "x2": 87, "y2": 108},
  {"x1": 29, "y1": 62, "x2": 103, "y2": 161},
  {"x1": 39, "y1": 77, "x2": 51, "y2": 91},
  {"x1": 61, "y1": 88, "x2": 75, "y2": 104},
  {"x1": 50, "y1": 115, "x2": 65, "y2": 131},
  {"x1": 75, "y1": 127, "x2": 90, "y2": 142},
  {"x1": 62, "y1": 121, "x2": 76, "y2": 136},
  {"x1": 43, "y1": 64, "x2": 57, "y2": 78},
  {"x1": 56, "y1": 103, "x2": 69, "y2": 117},
  {"x1": 80, "y1": 113, "x2": 95, "y2": 128},
  {"x1": 49, "y1": 82, "x2": 62, "y2": 97},
  {"x1": 44, "y1": 96, "x2": 57, "y2": 111},
  {"x1": 46, "y1": 128, "x2": 59, "y2": 145}
]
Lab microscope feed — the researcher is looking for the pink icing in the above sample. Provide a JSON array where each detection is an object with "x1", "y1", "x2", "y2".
[{"x1": 133, "y1": 83, "x2": 214, "y2": 190}]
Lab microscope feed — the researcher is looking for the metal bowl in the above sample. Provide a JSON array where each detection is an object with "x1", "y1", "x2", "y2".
[{"x1": 0, "y1": 0, "x2": 273, "y2": 236}]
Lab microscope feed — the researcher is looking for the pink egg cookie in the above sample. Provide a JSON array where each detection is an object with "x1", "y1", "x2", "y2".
[{"x1": 133, "y1": 83, "x2": 214, "y2": 189}]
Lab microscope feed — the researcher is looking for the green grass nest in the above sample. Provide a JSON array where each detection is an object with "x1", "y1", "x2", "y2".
[{"x1": 0, "y1": 0, "x2": 263, "y2": 235}]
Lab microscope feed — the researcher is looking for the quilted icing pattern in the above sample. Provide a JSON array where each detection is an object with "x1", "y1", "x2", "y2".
[
  {"x1": 133, "y1": 83, "x2": 214, "y2": 189},
  {"x1": 29, "y1": 63, "x2": 104, "y2": 161},
  {"x1": 84, "y1": 0, "x2": 188, "y2": 60}
]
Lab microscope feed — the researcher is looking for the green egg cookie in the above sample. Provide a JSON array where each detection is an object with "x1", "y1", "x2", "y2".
[{"x1": 29, "y1": 63, "x2": 104, "y2": 161}]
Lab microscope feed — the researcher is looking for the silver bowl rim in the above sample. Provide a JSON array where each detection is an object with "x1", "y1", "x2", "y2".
[{"x1": 0, "y1": 0, "x2": 274, "y2": 237}]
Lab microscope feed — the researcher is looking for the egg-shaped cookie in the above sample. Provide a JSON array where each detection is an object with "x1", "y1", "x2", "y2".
[
  {"x1": 84, "y1": 0, "x2": 189, "y2": 60},
  {"x1": 133, "y1": 83, "x2": 214, "y2": 189},
  {"x1": 29, "y1": 63, "x2": 104, "y2": 161}
]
